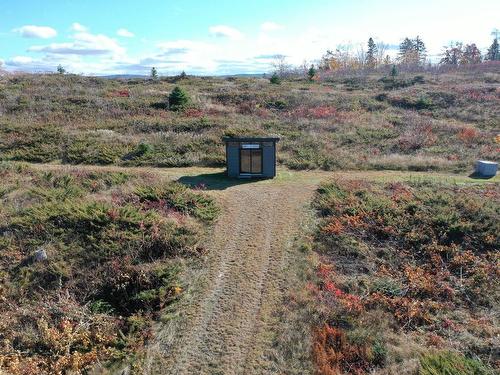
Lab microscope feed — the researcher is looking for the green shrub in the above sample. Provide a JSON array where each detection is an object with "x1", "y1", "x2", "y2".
[
  {"x1": 64, "y1": 136, "x2": 129, "y2": 165},
  {"x1": 134, "y1": 182, "x2": 219, "y2": 222},
  {"x1": 0, "y1": 125, "x2": 61, "y2": 163},
  {"x1": 269, "y1": 73, "x2": 281, "y2": 84},
  {"x1": 168, "y1": 86, "x2": 190, "y2": 111},
  {"x1": 420, "y1": 351, "x2": 493, "y2": 375}
]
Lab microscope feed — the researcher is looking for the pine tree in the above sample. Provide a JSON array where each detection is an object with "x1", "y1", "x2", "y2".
[
  {"x1": 57, "y1": 65, "x2": 66, "y2": 74},
  {"x1": 366, "y1": 37, "x2": 378, "y2": 68},
  {"x1": 398, "y1": 38, "x2": 416, "y2": 65},
  {"x1": 485, "y1": 38, "x2": 499, "y2": 61},
  {"x1": 151, "y1": 67, "x2": 158, "y2": 79},
  {"x1": 307, "y1": 64, "x2": 316, "y2": 80},
  {"x1": 398, "y1": 36, "x2": 427, "y2": 66},
  {"x1": 168, "y1": 86, "x2": 190, "y2": 111},
  {"x1": 414, "y1": 36, "x2": 427, "y2": 64},
  {"x1": 390, "y1": 64, "x2": 398, "y2": 77}
]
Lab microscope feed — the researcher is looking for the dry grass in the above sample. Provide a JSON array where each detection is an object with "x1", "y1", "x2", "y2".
[{"x1": 0, "y1": 67, "x2": 498, "y2": 173}]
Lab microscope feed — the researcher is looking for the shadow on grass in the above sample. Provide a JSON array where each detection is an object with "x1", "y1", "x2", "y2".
[
  {"x1": 468, "y1": 172, "x2": 496, "y2": 180},
  {"x1": 177, "y1": 172, "x2": 265, "y2": 190}
]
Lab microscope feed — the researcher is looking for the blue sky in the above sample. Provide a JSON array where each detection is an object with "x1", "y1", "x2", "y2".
[{"x1": 0, "y1": 0, "x2": 498, "y2": 75}]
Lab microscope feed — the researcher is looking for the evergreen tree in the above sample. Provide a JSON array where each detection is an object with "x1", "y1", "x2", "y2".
[
  {"x1": 390, "y1": 64, "x2": 398, "y2": 77},
  {"x1": 398, "y1": 36, "x2": 427, "y2": 66},
  {"x1": 366, "y1": 37, "x2": 378, "y2": 68},
  {"x1": 151, "y1": 67, "x2": 158, "y2": 79},
  {"x1": 485, "y1": 38, "x2": 499, "y2": 61},
  {"x1": 179, "y1": 71, "x2": 187, "y2": 79},
  {"x1": 168, "y1": 86, "x2": 190, "y2": 111},
  {"x1": 414, "y1": 36, "x2": 427, "y2": 64},
  {"x1": 398, "y1": 38, "x2": 416, "y2": 65},
  {"x1": 307, "y1": 64, "x2": 316, "y2": 80},
  {"x1": 269, "y1": 72, "x2": 281, "y2": 84},
  {"x1": 57, "y1": 64, "x2": 66, "y2": 74}
]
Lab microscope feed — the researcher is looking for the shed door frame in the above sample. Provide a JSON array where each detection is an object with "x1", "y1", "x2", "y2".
[{"x1": 239, "y1": 146, "x2": 263, "y2": 174}]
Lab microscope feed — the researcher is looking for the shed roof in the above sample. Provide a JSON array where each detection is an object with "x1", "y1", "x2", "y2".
[{"x1": 222, "y1": 136, "x2": 280, "y2": 143}]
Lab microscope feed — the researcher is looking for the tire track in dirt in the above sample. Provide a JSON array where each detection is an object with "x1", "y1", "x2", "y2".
[{"x1": 150, "y1": 182, "x2": 316, "y2": 375}]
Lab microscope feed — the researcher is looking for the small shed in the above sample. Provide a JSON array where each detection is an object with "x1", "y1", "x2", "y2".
[{"x1": 222, "y1": 136, "x2": 279, "y2": 178}]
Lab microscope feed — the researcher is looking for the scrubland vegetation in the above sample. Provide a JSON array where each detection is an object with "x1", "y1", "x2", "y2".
[
  {"x1": 0, "y1": 63, "x2": 498, "y2": 173},
  {"x1": 0, "y1": 45, "x2": 498, "y2": 374},
  {"x1": 0, "y1": 163, "x2": 218, "y2": 374},
  {"x1": 308, "y1": 177, "x2": 499, "y2": 374}
]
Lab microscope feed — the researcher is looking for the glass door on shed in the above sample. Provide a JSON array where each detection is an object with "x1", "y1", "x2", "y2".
[{"x1": 240, "y1": 145, "x2": 262, "y2": 174}]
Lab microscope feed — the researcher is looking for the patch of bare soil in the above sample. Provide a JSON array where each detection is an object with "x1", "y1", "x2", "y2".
[{"x1": 145, "y1": 181, "x2": 316, "y2": 375}]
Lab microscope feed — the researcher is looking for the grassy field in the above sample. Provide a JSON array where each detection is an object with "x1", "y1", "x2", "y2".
[
  {"x1": 0, "y1": 67, "x2": 498, "y2": 375},
  {"x1": 0, "y1": 67, "x2": 498, "y2": 173}
]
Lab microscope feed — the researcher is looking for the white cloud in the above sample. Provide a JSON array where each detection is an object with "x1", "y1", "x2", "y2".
[
  {"x1": 29, "y1": 31, "x2": 125, "y2": 56},
  {"x1": 117, "y1": 28, "x2": 134, "y2": 38},
  {"x1": 13, "y1": 25, "x2": 57, "y2": 39},
  {"x1": 71, "y1": 23, "x2": 87, "y2": 32},
  {"x1": 209, "y1": 25, "x2": 243, "y2": 40},
  {"x1": 9, "y1": 56, "x2": 34, "y2": 64},
  {"x1": 260, "y1": 22, "x2": 284, "y2": 32}
]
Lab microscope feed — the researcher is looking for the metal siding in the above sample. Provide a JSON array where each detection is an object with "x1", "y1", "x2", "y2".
[
  {"x1": 262, "y1": 144, "x2": 276, "y2": 177},
  {"x1": 226, "y1": 143, "x2": 240, "y2": 177}
]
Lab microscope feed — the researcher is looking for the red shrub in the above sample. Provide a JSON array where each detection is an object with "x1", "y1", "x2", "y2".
[
  {"x1": 313, "y1": 324, "x2": 371, "y2": 375},
  {"x1": 457, "y1": 127, "x2": 479, "y2": 143},
  {"x1": 108, "y1": 89, "x2": 130, "y2": 98},
  {"x1": 183, "y1": 108, "x2": 204, "y2": 118},
  {"x1": 289, "y1": 105, "x2": 343, "y2": 120}
]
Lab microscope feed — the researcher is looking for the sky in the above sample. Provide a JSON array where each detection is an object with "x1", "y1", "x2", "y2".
[{"x1": 0, "y1": 0, "x2": 498, "y2": 76}]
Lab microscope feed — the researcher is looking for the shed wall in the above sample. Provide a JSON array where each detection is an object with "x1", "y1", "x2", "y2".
[
  {"x1": 225, "y1": 140, "x2": 277, "y2": 178},
  {"x1": 226, "y1": 143, "x2": 240, "y2": 177},
  {"x1": 262, "y1": 143, "x2": 276, "y2": 177}
]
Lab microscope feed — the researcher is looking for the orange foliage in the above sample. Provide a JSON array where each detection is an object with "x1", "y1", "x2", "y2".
[
  {"x1": 107, "y1": 89, "x2": 130, "y2": 98},
  {"x1": 369, "y1": 293, "x2": 442, "y2": 327},
  {"x1": 458, "y1": 127, "x2": 479, "y2": 143},
  {"x1": 322, "y1": 214, "x2": 366, "y2": 235},
  {"x1": 313, "y1": 325, "x2": 370, "y2": 375}
]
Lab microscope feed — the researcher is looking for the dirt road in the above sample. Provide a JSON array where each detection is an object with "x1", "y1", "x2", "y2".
[{"x1": 145, "y1": 179, "x2": 317, "y2": 375}]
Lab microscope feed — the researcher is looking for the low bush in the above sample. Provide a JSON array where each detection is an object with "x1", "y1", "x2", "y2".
[
  {"x1": 311, "y1": 178, "x2": 499, "y2": 374},
  {"x1": 0, "y1": 72, "x2": 497, "y2": 172},
  {"x1": 134, "y1": 182, "x2": 219, "y2": 222},
  {"x1": 63, "y1": 135, "x2": 131, "y2": 165},
  {"x1": 420, "y1": 351, "x2": 493, "y2": 375},
  {"x1": 0, "y1": 165, "x2": 218, "y2": 374}
]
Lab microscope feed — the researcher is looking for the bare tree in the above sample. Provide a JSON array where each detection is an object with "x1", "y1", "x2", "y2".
[
  {"x1": 356, "y1": 43, "x2": 366, "y2": 68},
  {"x1": 376, "y1": 42, "x2": 388, "y2": 66},
  {"x1": 272, "y1": 55, "x2": 292, "y2": 78}
]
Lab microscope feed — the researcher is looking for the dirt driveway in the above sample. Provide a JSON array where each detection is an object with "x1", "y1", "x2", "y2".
[{"x1": 144, "y1": 176, "x2": 318, "y2": 375}]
